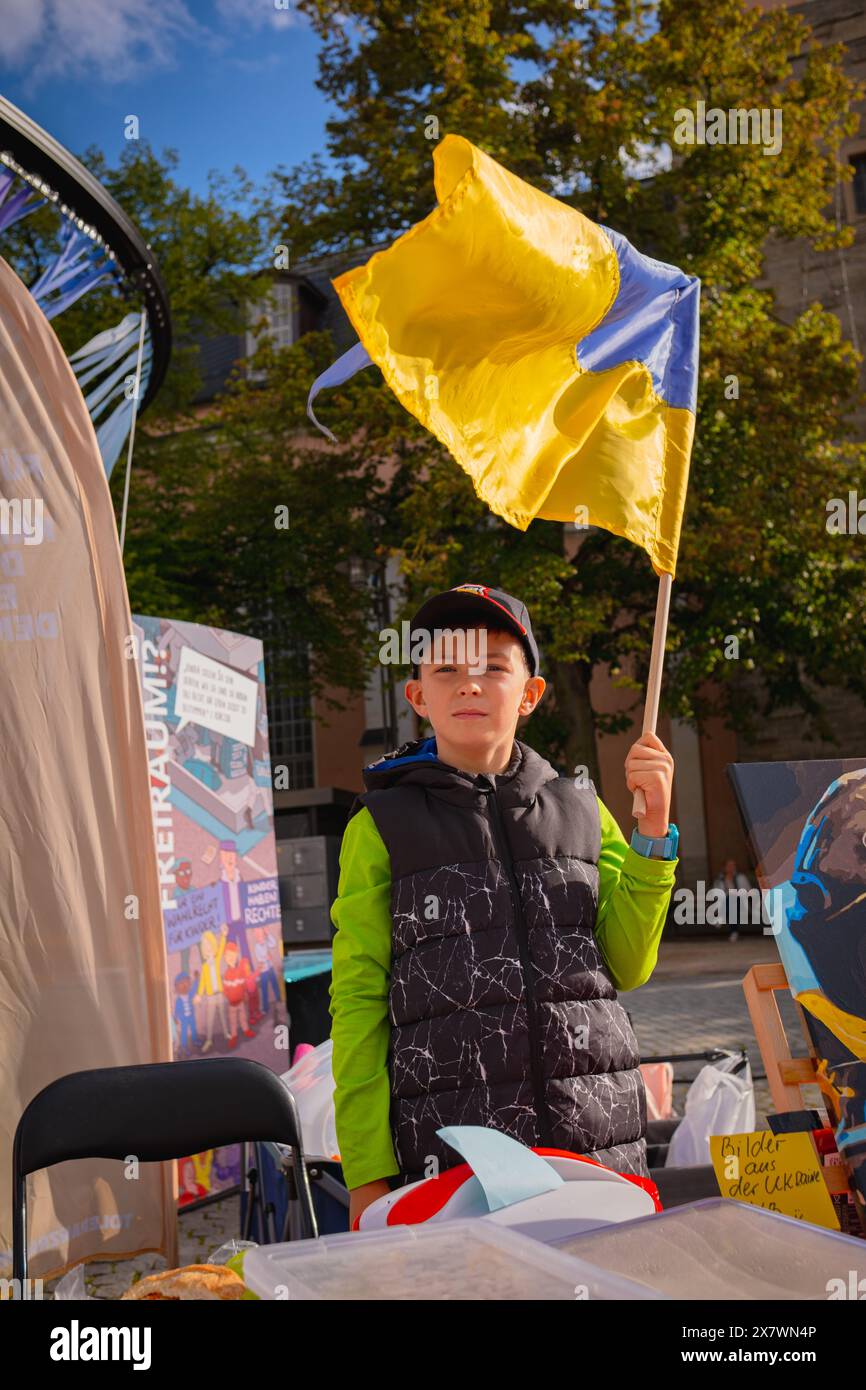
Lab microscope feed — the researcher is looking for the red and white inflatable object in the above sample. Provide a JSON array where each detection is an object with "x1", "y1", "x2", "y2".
[{"x1": 356, "y1": 1148, "x2": 662, "y2": 1242}]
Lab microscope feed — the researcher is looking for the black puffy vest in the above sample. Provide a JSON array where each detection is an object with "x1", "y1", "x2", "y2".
[{"x1": 350, "y1": 735, "x2": 648, "y2": 1184}]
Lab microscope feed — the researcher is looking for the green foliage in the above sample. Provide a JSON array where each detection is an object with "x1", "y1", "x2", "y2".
[
  {"x1": 119, "y1": 330, "x2": 429, "y2": 708},
  {"x1": 673, "y1": 289, "x2": 866, "y2": 739}
]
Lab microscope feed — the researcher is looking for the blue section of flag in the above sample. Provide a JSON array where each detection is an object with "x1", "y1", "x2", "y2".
[
  {"x1": 577, "y1": 226, "x2": 700, "y2": 414},
  {"x1": 307, "y1": 340, "x2": 373, "y2": 440}
]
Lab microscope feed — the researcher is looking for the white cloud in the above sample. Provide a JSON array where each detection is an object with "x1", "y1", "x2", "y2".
[
  {"x1": 214, "y1": 0, "x2": 304, "y2": 30},
  {"x1": 0, "y1": 0, "x2": 46, "y2": 65},
  {"x1": 0, "y1": 0, "x2": 308, "y2": 93},
  {"x1": 0, "y1": 0, "x2": 200, "y2": 85}
]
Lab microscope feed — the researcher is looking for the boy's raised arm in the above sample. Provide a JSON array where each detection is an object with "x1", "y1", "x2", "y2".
[{"x1": 594, "y1": 796, "x2": 678, "y2": 991}]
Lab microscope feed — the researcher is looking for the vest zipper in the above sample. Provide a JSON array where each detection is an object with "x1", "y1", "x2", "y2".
[{"x1": 477, "y1": 774, "x2": 554, "y2": 1146}]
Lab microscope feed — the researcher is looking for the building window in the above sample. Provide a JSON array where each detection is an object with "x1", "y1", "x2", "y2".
[
  {"x1": 852, "y1": 153, "x2": 866, "y2": 216},
  {"x1": 245, "y1": 280, "x2": 296, "y2": 380},
  {"x1": 264, "y1": 632, "x2": 315, "y2": 790}
]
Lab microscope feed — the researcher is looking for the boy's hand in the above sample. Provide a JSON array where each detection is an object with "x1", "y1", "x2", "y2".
[
  {"x1": 624, "y1": 731, "x2": 674, "y2": 838},
  {"x1": 349, "y1": 1178, "x2": 392, "y2": 1231}
]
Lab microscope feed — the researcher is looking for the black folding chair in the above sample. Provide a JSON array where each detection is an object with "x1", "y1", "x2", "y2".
[{"x1": 12, "y1": 1058, "x2": 318, "y2": 1282}]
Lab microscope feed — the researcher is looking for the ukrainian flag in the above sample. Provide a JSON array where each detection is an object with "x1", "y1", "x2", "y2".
[{"x1": 308, "y1": 134, "x2": 699, "y2": 578}]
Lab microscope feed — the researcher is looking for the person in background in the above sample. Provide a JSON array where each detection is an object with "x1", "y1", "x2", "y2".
[{"x1": 713, "y1": 857, "x2": 753, "y2": 943}]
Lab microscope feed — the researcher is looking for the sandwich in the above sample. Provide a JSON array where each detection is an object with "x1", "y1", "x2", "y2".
[{"x1": 121, "y1": 1262, "x2": 245, "y2": 1300}]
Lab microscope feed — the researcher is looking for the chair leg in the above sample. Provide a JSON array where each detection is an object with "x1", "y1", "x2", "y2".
[
  {"x1": 12, "y1": 1174, "x2": 27, "y2": 1285},
  {"x1": 264, "y1": 1182, "x2": 278, "y2": 1245},
  {"x1": 290, "y1": 1148, "x2": 318, "y2": 1241},
  {"x1": 254, "y1": 1143, "x2": 272, "y2": 1243},
  {"x1": 242, "y1": 1143, "x2": 258, "y2": 1242},
  {"x1": 280, "y1": 1186, "x2": 292, "y2": 1243}
]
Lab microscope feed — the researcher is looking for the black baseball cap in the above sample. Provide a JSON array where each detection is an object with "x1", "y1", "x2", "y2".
[{"x1": 408, "y1": 583, "x2": 540, "y2": 677}]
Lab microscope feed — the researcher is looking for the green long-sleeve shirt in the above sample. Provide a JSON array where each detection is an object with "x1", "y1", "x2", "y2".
[{"x1": 328, "y1": 796, "x2": 677, "y2": 1190}]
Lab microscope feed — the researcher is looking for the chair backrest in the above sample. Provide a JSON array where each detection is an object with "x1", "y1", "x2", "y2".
[
  {"x1": 14, "y1": 1058, "x2": 304, "y2": 1175},
  {"x1": 12, "y1": 1058, "x2": 316, "y2": 1282}
]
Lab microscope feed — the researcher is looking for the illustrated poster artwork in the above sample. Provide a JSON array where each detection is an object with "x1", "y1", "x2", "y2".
[
  {"x1": 133, "y1": 616, "x2": 287, "y2": 1203},
  {"x1": 728, "y1": 758, "x2": 866, "y2": 1232}
]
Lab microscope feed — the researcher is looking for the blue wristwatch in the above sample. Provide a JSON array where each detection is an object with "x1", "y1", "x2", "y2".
[{"x1": 630, "y1": 822, "x2": 679, "y2": 860}]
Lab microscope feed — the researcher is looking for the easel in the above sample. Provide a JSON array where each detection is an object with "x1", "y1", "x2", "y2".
[{"x1": 742, "y1": 962, "x2": 855, "y2": 1209}]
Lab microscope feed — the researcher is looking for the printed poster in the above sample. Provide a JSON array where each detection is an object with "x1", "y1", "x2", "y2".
[{"x1": 133, "y1": 615, "x2": 287, "y2": 1204}]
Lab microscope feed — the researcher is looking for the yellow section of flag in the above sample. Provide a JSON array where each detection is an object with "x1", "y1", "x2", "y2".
[{"x1": 332, "y1": 134, "x2": 698, "y2": 577}]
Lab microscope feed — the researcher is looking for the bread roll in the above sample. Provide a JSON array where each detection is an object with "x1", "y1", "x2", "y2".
[{"x1": 121, "y1": 1262, "x2": 245, "y2": 1300}]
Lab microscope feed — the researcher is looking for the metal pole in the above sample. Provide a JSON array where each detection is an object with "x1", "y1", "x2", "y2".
[{"x1": 118, "y1": 308, "x2": 147, "y2": 556}]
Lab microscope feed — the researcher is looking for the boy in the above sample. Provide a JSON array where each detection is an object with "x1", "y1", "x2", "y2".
[{"x1": 329, "y1": 584, "x2": 677, "y2": 1230}]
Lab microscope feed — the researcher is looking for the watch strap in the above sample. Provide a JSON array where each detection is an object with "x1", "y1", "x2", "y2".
[{"x1": 630, "y1": 823, "x2": 679, "y2": 860}]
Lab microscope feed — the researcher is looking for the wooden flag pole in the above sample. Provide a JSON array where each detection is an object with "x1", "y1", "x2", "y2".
[{"x1": 632, "y1": 570, "x2": 673, "y2": 820}]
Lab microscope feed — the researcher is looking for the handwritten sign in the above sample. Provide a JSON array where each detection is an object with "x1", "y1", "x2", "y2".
[
  {"x1": 164, "y1": 885, "x2": 224, "y2": 953},
  {"x1": 175, "y1": 645, "x2": 257, "y2": 744},
  {"x1": 710, "y1": 1130, "x2": 839, "y2": 1230}
]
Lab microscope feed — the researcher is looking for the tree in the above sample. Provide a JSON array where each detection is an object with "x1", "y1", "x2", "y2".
[{"x1": 119, "y1": 323, "x2": 442, "y2": 716}]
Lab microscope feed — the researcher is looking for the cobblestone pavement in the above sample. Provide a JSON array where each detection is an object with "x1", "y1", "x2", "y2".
[
  {"x1": 624, "y1": 934, "x2": 827, "y2": 1126},
  {"x1": 41, "y1": 935, "x2": 823, "y2": 1298}
]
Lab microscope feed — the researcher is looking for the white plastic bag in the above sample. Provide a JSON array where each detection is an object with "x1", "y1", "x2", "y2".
[
  {"x1": 53, "y1": 1263, "x2": 94, "y2": 1300},
  {"x1": 665, "y1": 1053, "x2": 754, "y2": 1167},
  {"x1": 208, "y1": 1239, "x2": 258, "y2": 1265},
  {"x1": 279, "y1": 1038, "x2": 338, "y2": 1162}
]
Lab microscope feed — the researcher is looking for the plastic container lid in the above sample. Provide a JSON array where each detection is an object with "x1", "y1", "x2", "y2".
[
  {"x1": 551, "y1": 1197, "x2": 866, "y2": 1300},
  {"x1": 242, "y1": 1218, "x2": 665, "y2": 1301}
]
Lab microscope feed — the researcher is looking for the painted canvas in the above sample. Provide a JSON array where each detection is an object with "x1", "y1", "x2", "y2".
[{"x1": 728, "y1": 758, "x2": 866, "y2": 1233}]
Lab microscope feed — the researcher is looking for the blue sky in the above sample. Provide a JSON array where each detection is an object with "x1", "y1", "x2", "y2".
[{"x1": 0, "y1": 0, "x2": 333, "y2": 197}]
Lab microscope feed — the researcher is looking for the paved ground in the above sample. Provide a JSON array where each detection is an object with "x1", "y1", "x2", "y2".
[
  {"x1": 624, "y1": 934, "x2": 826, "y2": 1127},
  {"x1": 42, "y1": 934, "x2": 825, "y2": 1298},
  {"x1": 44, "y1": 1188, "x2": 245, "y2": 1300}
]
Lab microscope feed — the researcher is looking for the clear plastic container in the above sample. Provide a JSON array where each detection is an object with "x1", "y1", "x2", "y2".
[
  {"x1": 243, "y1": 1218, "x2": 665, "y2": 1301},
  {"x1": 551, "y1": 1197, "x2": 866, "y2": 1300}
]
